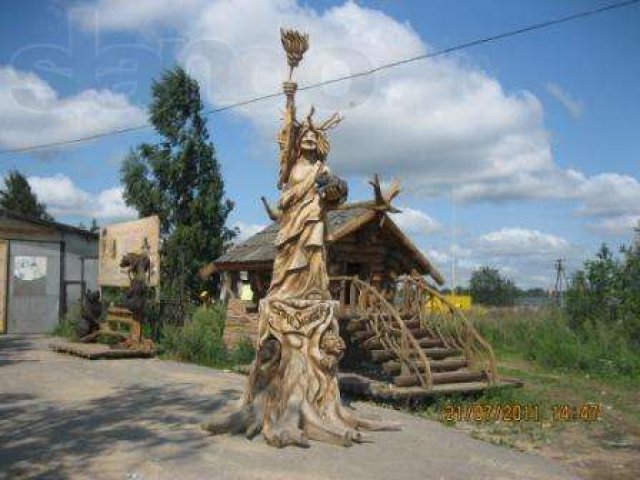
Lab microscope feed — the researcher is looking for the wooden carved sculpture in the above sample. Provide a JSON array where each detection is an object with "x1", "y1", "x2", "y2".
[
  {"x1": 76, "y1": 289, "x2": 103, "y2": 339},
  {"x1": 119, "y1": 251, "x2": 151, "y2": 316},
  {"x1": 203, "y1": 28, "x2": 399, "y2": 447},
  {"x1": 81, "y1": 247, "x2": 153, "y2": 351}
]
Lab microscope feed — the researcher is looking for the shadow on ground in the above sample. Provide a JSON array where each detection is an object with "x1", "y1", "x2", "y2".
[
  {"x1": 0, "y1": 336, "x2": 37, "y2": 367},
  {"x1": 0, "y1": 382, "x2": 238, "y2": 479}
]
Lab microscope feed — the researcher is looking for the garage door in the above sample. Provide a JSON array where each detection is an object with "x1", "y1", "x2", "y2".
[{"x1": 7, "y1": 241, "x2": 61, "y2": 334}]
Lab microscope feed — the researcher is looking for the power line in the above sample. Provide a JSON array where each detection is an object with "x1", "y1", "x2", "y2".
[{"x1": 2, "y1": 0, "x2": 638, "y2": 156}]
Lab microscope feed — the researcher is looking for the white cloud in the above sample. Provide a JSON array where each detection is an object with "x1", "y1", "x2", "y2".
[
  {"x1": 476, "y1": 228, "x2": 570, "y2": 257},
  {"x1": 27, "y1": 174, "x2": 136, "y2": 220},
  {"x1": 391, "y1": 206, "x2": 441, "y2": 236},
  {"x1": 423, "y1": 229, "x2": 580, "y2": 288},
  {"x1": 79, "y1": 0, "x2": 552, "y2": 191},
  {"x1": 425, "y1": 247, "x2": 449, "y2": 265},
  {"x1": 455, "y1": 169, "x2": 640, "y2": 236},
  {"x1": 0, "y1": 66, "x2": 146, "y2": 151},
  {"x1": 73, "y1": 0, "x2": 206, "y2": 31},
  {"x1": 453, "y1": 168, "x2": 584, "y2": 203},
  {"x1": 233, "y1": 221, "x2": 266, "y2": 242},
  {"x1": 545, "y1": 82, "x2": 583, "y2": 119},
  {"x1": 576, "y1": 173, "x2": 640, "y2": 217},
  {"x1": 93, "y1": 187, "x2": 137, "y2": 219},
  {"x1": 586, "y1": 214, "x2": 640, "y2": 236},
  {"x1": 75, "y1": 0, "x2": 639, "y2": 237}
]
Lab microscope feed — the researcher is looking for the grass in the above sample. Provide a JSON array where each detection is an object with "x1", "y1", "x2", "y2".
[
  {"x1": 52, "y1": 298, "x2": 257, "y2": 366},
  {"x1": 53, "y1": 303, "x2": 81, "y2": 341},
  {"x1": 158, "y1": 304, "x2": 255, "y2": 368},
  {"x1": 471, "y1": 306, "x2": 640, "y2": 377},
  {"x1": 414, "y1": 307, "x2": 640, "y2": 478}
]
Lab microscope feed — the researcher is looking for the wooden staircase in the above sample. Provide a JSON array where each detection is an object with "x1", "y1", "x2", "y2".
[{"x1": 331, "y1": 276, "x2": 517, "y2": 400}]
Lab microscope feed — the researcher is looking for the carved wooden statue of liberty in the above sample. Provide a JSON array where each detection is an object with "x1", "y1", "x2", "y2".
[{"x1": 203, "y1": 28, "x2": 399, "y2": 448}]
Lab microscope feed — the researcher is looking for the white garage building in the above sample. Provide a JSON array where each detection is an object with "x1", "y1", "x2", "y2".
[{"x1": 0, "y1": 208, "x2": 98, "y2": 334}]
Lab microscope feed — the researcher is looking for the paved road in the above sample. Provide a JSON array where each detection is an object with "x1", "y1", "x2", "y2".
[{"x1": 0, "y1": 336, "x2": 579, "y2": 480}]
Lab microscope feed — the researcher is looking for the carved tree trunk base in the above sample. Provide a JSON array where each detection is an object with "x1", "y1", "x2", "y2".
[{"x1": 203, "y1": 297, "x2": 400, "y2": 447}]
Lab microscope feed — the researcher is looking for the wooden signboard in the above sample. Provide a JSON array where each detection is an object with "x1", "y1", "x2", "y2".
[{"x1": 98, "y1": 216, "x2": 160, "y2": 288}]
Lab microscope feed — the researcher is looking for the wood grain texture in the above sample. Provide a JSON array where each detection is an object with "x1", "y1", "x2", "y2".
[{"x1": 202, "y1": 29, "x2": 399, "y2": 447}]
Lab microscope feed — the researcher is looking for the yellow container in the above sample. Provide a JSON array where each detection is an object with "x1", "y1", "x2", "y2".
[{"x1": 424, "y1": 294, "x2": 472, "y2": 312}]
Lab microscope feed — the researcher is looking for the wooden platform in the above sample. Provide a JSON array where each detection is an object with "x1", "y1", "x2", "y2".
[
  {"x1": 50, "y1": 340, "x2": 154, "y2": 360},
  {"x1": 339, "y1": 372, "x2": 523, "y2": 401},
  {"x1": 231, "y1": 364, "x2": 523, "y2": 401}
]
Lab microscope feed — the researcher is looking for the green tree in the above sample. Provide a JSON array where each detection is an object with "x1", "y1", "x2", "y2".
[
  {"x1": 566, "y1": 242, "x2": 640, "y2": 348},
  {"x1": 0, "y1": 170, "x2": 54, "y2": 221},
  {"x1": 566, "y1": 244, "x2": 619, "y2": 329},
  {"x1": 469, "y1": 266, "x2": 518, "y2": 306},
  {"x1": 121, "y1": 67, "x2": 236, "y2": 300},
  {"x1": 619, "y1": 243, "x2": 640, "y2": 346}
]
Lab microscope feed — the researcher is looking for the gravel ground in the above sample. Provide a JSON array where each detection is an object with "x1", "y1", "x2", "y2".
[{"x1": 0, "y1": 336, "x2": 579, "y2": 480}]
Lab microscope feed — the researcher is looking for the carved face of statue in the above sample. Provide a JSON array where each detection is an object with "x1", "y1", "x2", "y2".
[{"x1": 300, "y1": 129, "x2": 318, "y2": 152}]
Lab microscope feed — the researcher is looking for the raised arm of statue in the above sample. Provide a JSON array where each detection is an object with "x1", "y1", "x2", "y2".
[{"x1": 277, "y1": 81, "x2": 298, "y2": 190}]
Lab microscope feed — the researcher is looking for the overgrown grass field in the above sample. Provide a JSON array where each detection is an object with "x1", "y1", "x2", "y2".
[
  {"x1": 473, "y1": 306, "x2": 640, "y2": 377},
  {"x1": 417, "y1": 306, "x2": 640, "y2": 479}
]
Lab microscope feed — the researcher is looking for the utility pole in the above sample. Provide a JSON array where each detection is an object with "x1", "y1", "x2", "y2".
[
  {"x1": 553, "y1": 258, "x2": 567, "y2": 307},
  {"x1": 450, "y1": 186, "x2": 456, "y2": 294}
]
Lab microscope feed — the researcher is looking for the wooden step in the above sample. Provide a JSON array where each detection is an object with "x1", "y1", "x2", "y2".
[
  {"x1": 362, "y1": 336, "x2": 442, "y2": 351},
  {"x1": 423, "y1": 347, "x2": 459, "y2": 359},
  {"x1": 402, "y1": 318, "x2": 421, "y2": 329},
  {"x1": 350, "y1": 329, "x2": 376, "y2": 342},
  {"x1": 382, "y1": 357, "x2": 467, "y2": 375},
  {"x1": 367, "y1": 381, "x2": 494, "y2": 401},
  {"x1": 345, "y1": 318, "x2": 368, "y2": 332},
  {"x1": 369, "y1": 346, "x2": 458, "y2": 363},
  {"x1": 418, "y1": 337, "x2": 443, "y2": 348},
  {"x1": 393, "y1": 369, "x2": 487, "y2": 387},
  {"x1": 409, "y1": 327, "x2": 432, "y2": 339}
]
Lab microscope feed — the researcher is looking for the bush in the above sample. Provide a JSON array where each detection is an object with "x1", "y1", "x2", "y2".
[
  {"x1": 159, "y1": 304, "x2": 229, "y2": 367},
  {"x1": 566, "y1": 244, "x2": 640, "y2": 349},
  {"x1": 230, "y1": 336, "x2": 256, "y2": 365},
  {"x1": 470, "y1": 266, "x2": 519, "y2": 306},
  {"x1": 54, "y1": 302, "x2": 81, "y2": 340},
  {"x1": 473, "y1": 240, "x2": 640, "y2": 378},
  {"x1": 472, "y1": 307, "x2": 640, "y2": 377}
]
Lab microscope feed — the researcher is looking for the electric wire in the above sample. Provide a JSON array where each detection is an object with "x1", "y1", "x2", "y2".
[{"x1": 1, "y1": 0, "x2": 637, "y2": 156}]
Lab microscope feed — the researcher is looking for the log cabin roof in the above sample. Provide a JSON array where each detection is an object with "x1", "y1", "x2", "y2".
[
  {"x1": 212, "y1": 207, "x2": 369, "y2": 266},
  {"x1": 203, "y1": 206, "x2": 444, "y2": 285}
]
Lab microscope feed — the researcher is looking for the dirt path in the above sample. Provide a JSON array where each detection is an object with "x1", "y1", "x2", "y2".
[{"x1": 0, "y1": 336, "x2": 578, "y2": 480}]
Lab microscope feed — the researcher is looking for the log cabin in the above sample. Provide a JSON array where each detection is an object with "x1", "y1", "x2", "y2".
[
  {"x1": 201, "y1": 205, "x2": 512, "y2": 399},
  {"x1": 201, "y1": 206, "x2": 444, "y2": 347}
]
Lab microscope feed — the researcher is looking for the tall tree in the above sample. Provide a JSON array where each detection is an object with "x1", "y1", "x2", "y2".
[
  {"x1": 121, "y1": 67, "x2": 236, "y2": 299},
  {"x1": 0, "y1": 170, "x2": 54, "y2": 221}
]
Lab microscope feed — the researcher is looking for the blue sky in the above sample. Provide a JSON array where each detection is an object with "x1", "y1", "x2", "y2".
[{"x1": 1, "y1": 0, "x2": 639, "y2": 288}]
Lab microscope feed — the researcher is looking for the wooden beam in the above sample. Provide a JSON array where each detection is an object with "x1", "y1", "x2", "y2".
[
  {"x1": 381, "y1": 216, "x2": 445, "y2": 285},
  {"x1": 326, "y1": 210, "x2": 377, "y2": 243}
]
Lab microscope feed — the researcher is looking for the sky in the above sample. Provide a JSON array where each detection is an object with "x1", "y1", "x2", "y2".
[{"x1": 1, "y1": 0, "x2": 639, "y2": 289}]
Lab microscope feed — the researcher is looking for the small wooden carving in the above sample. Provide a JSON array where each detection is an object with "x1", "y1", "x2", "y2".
[
  {"x1": 81, "y1": 247, "x2": 154, "y2": 352},
  {"x1": 203, "y1": 28, "x2": 399, "y2": 447},
  {"x1": 76, "y1": 289, "x2": 103, "y2": 338}
]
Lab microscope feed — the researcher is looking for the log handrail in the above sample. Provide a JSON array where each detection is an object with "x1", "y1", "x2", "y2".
[
  {"x1": 396, "y1": 275, "x2": 498, "y2": 385},
  {"x1": 330, "y1": 276, "x2": 433, "y2": 388}
]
